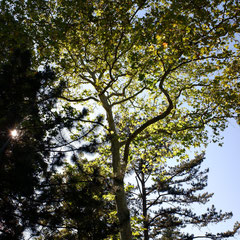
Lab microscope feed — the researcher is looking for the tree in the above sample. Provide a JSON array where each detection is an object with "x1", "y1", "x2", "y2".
[
  {"x1": 3, "y1": 1, "x2": 240, "y2": 239},
  {"x1": 0, "y1": 48, "x2": 55, "y2": 239},
  {"x1": 129, "y1": 153, "x2": 240, "y2": 239},
  {"x1": 0, "y1": 48, "x2": 96, "y2": 239},
  {"x1": 33, "y1": 158, "x2": 118, "y2": 240}
]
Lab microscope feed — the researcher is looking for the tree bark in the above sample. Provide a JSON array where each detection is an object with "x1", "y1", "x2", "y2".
[
  {"x1": 111, "y1": 136, "x2": 132, "y2": 240},
  {"x1": 99, "y1": 93, "x2": 133, "y2": 240},
  {"x1": 114, "y1": 175, "x2": 132, "y2": 240}
]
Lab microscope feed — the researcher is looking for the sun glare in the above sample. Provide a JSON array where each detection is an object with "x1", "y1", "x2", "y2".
[{"x1": 10, "y1": 129, "x2": 18, "y2": 138}]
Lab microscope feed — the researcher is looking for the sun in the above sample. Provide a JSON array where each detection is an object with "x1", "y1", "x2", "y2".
[{"x1": 10, "y1": 129, "x2": 18, "y2": 138}]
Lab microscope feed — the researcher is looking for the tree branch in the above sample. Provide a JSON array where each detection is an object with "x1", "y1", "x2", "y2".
[
  {"x1": 59, "y1": 95, "x2": 99, "y2": 103},
  {"x1": 122, "y1": 70, "x2": 173, "y2": 171}
]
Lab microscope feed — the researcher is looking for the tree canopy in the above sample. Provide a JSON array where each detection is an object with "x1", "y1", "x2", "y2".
[{"x1": 1, "y1": 0, "x2": 240, "y2": 239}]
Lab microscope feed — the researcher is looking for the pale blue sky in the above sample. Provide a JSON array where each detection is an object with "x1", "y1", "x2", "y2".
[
  {"x1": 204, "y1": 119, "x2": 240, "y2": 234},
  {"x1": 187, "y1": 119, "x2": 240, "y2": 238}
]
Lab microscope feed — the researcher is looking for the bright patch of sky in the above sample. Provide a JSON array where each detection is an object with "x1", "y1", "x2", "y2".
[{"x1": 184, "y1": 119, "x2": 240, "y2": 238}]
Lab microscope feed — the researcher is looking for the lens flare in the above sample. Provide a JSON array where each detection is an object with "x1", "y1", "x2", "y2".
[{"x1": 10, "y1": 129, "x2": 18, "y2": 138}]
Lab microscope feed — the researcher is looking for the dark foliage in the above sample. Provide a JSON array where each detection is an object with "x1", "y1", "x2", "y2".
[
  {"x1": 0, "y1": 48, "x2": 87, "y2": 239},
  {"x1": 35, "y1": 160, "x2": 119, "y2": 240}
]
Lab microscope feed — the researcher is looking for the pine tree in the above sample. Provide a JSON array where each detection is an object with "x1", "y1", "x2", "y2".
[
  {"x1": 129, "y1": 154, "x2": 240, "y2": 239},
  {"x1": 0, "y1": 48, "x2": 88, "y2": 239}
]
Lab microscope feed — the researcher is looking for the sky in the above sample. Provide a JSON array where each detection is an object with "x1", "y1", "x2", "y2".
[{"x1": 187, "y1": 119, "x2": 240, "y2": 238}]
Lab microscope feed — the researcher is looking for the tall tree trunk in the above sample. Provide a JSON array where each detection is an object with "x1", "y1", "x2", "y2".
[
  {"x1": 99, "y1": 93, "x2": 132, "y2": 240},
  {"x1": 112, "y1": 138, "x2": 132, "y2": 240}
]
